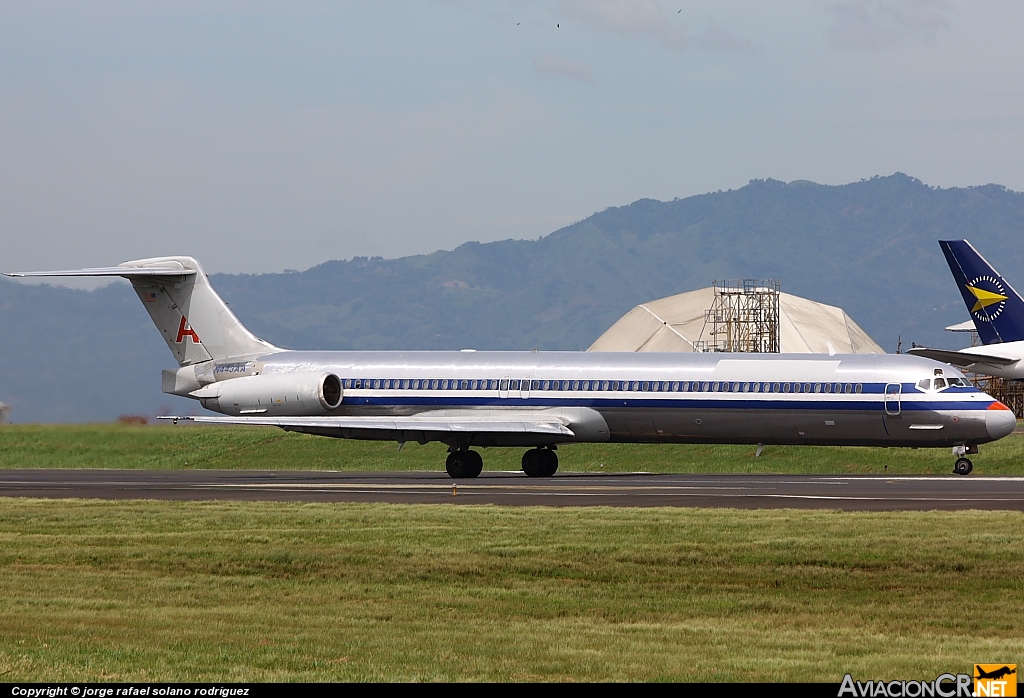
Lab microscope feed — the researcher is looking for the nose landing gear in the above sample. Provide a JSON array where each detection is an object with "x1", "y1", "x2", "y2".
[
  {"x1": 952, "y1": 445, "x2": 976, "y2": 475},
  {"x1": 953, "y1": 457, "x2": 973, "y2": 475}
]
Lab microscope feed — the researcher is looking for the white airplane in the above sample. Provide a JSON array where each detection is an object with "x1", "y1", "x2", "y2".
[
  {"x1": 909, "y1": 240, "x2": 1024, "y2": 379},
  {"x1": 6, "y1": 256, "x2": 1015, "y2": 476}
]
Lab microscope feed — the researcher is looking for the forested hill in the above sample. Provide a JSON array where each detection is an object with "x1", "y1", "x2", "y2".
[
  {"x1": 4, "y1": 173, "x2": 1024, "y2": 422},
  {"x1": 213, "y1": 173, "x2": 1024, "y2": 354}
]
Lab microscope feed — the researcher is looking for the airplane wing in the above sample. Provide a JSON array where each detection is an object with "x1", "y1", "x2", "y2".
[
  {"x1": 163, "y1": 414, "x2": 575, "y2": 436},
  {"x1": 907, "y1": 347, "x2": 1017, "y2": 367}
]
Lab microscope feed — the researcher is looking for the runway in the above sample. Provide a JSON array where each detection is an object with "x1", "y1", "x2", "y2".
[{"x1": 1, "y1": 469, "x2": 1023, "y2": 510}]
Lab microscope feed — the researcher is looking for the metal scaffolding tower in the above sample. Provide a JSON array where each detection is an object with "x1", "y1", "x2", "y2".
[
  {"x1": 972, "y1": 376, "x2": 1024, "y2": 418},
  {"x1": 696, "y1": 279, "x2": 781, "y2": 353}
]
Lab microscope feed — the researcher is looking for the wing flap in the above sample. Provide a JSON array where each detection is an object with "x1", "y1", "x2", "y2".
[
  {"x1": 907, "y1": 347, "x2": 1017, "y2": 367},
  {"x1": 163, "y1": 414, "x2": 575, "y2": 436}
]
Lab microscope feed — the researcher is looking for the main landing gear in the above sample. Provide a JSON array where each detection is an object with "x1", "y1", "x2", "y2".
[
  {"x1": 443, "y1": 446, "x2": 559, "y2": 479},
  {"x1": 522, "y1": 447, "x2": 558, "y2": 478},
  {"x1": 952, "y1": 445, "x2": 976, "y2": 476},
  {"x1": 446, "y1": 449, "x2": 483, "y2": 479}
]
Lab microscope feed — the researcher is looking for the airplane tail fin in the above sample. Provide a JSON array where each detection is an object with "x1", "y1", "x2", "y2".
[
  {"x1": 939, "y1": 240, "x2": 1024, "y2": 344},
  {"x1": 5, "y1": 256, "x2": 278, "y2": 366}
]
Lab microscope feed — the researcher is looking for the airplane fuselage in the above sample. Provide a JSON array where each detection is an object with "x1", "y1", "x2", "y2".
[{"x1": 193, "y1": 350, "x2": 1014, "y2": 449}]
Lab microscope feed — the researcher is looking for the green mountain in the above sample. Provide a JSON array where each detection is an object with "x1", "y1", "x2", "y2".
[{"x1": 4, "y1": 173, "x2": 1024, "y2": 422}]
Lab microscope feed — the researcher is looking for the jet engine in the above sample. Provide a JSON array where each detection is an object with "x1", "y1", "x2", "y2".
[{"x1": 196, "y1": 372, "x2": 343, "y2": 416}]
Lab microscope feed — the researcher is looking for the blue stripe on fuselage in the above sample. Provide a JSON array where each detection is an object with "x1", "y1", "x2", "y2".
[{"x1": 339, "y1": 395, "x2": 991, "y2": 411}]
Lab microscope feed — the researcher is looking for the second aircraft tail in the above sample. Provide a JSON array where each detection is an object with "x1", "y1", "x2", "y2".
[{"x1": 939, "y1": 239, "x2": 1024, "y2": 344}]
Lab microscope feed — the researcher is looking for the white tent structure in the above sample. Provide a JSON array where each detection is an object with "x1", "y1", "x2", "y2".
[{"x1": 589, "y1": 287, "x2": 884, "y2": 354}]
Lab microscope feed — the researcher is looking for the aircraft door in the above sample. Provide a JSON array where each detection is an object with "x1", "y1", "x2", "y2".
[
  {"x1": 521, "y1": 376, "x2": 531, "y2": 400},
  {"x1": 499, "y1": 376, "x2": 510, "y2": 399},
  {"x1": 884, "y1": 383, "x2": 901, "y2": 416}
]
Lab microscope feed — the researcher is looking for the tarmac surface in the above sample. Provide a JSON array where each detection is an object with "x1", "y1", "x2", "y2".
[{"x1": 1, "y1": 469, "x2": 1024, "y2": 510}]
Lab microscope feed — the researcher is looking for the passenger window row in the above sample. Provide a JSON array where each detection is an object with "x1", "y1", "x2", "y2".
[
  {"x1": 342, "y1": 378, "x2": 865, "y2": 394},
  {"x1": 345, "y1": 378, "x2": 501, "y2": 391}
]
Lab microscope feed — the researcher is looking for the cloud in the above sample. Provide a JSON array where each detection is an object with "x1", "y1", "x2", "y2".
[
  {"x1": 694, "y1": 18, "x2": 757, "y2": 53},
  {"x1": 532, "y1": 53, "x2": 594, "y2": 82},
  {"x1": 552, "y1": 0, "x2": 754, "y2": 53},
  {"x1": 826, "y1": 0, "x2": 955, "y2": 50},
  {"x1": 557, "y1": 0, "x2": 686, "y2": 49}
]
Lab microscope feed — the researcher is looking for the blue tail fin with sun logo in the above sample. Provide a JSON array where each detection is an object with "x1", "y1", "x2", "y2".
[{"x1": 940, "y1": 239, "x2": 1024, "y2": 344}]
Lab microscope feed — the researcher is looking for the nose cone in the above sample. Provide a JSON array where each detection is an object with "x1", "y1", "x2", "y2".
[{"x1": 985, "y1": 401, "x2": 1017, "y2": 441}]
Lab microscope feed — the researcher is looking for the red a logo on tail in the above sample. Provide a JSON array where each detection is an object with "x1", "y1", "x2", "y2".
[{"x1": 175, "y1": 316, "x2": 201, "y2": 344}]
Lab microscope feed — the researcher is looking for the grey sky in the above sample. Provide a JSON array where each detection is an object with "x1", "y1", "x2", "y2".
[{"x1": 2, "y1": 1, "x2": 1023, "y2": 278}]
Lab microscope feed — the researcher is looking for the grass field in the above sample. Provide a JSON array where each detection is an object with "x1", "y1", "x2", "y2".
[
  {"x1": 2, "y1": 422, "x2": 1024, "y2": 474},
  {"x1": 0, "y1": 499, "x2": 1020, "y2": 682},
  {"x1": 1, "y1": 425, "x2": 1021, "y2": 682}
]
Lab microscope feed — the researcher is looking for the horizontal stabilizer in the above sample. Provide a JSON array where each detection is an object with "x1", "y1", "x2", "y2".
[
  {"x1": 4, "y1": 266, "x2": 196, "y2": 278},
  {"x1": 162, "y1": 414, "x2": 575, "y2": 436},
  {"x1": 7, "y1": 256, "x2": 278, "y2": 366},
  {"x1": 907, "y1": 347, "x2": 1017, "y2": 367}
]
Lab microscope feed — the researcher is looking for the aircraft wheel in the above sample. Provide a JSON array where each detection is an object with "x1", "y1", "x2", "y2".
[
  {"x1": 953, "y1": 457, "x2": 973, "y2": 476},
  {"x1": 463, "y1": 450, "x2": 483, "y2": 478},
  {"x1": 447, "y1": 450, "x2": 483, "y2": 479},
  {"x1": 522, "y1": 449, "x2": 546, "y2": 478},
  {"x1": 523, "y1": 448, "x2": 557, "y2": 478},
  {"x1": 540, "y1": 448, "x2": 558, "y2": 477}
]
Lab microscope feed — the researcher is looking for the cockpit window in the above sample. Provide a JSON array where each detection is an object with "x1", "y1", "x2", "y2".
[{"x1": 919, "y1": 376, "x2": 971, "y2": 391}]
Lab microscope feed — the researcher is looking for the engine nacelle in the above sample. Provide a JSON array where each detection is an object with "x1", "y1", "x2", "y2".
[{"x1": 197, "y1": 372, "x2": 343, "y2": 416}]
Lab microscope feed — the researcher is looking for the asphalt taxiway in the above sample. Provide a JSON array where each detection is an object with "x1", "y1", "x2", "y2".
[{"x1": 1, "y1": 469, "x2": 1023, "y2": 510}]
